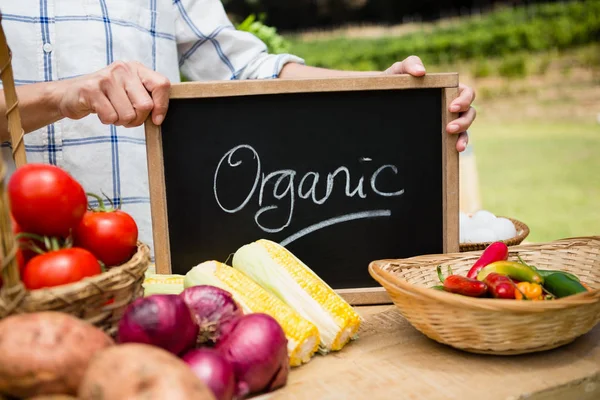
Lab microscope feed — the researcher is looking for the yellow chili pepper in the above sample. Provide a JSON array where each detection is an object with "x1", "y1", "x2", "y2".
[{"x1": 515, "y1": 282, "x2": 544, "y2": 300}]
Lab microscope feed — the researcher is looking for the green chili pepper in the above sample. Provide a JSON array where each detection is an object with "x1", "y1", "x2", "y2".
[
  {"x1": 543, "y1": 273, "x2": 588, "y2": 298},
  {"x1": 537, "y1": 269, "x2": 580, "y2": 282},
  {"x1": 516, "y1": 255, "x2": 581, "y2": 282},
  {"x1": 477, "y1": 261, "x2": 544, "y2": 284}
]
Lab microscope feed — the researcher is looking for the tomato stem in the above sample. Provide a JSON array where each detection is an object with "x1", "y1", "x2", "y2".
[
  {"x1": 86, "y1": 191, "x2": 121, "y2": 212},
  {"x1": 86, "y1": 192, "x2": 108, "y2": 212},
  {"x1": 24, "y1": 240, "x2": 46, "y2": 255},
  {"x1": 436, "y1": 265, "x2": 445, "y2": 284},
  {"x1": 64, "y1": 234, "x2": 73, "y2": 249},
  {"x1": 101, "y1": 190, "x2": 118, "y2": 210},
  {"x1": 44, "y1": 236, "x2": 53, "y2": 252},
  {"x1": 15, "y1": 232, "x2": 51, "y2": 255},
  {"x1": 14, "y1": 232, "x2": 72, "y2": 254},
  {"x1": 15, "y1": 232, "x2": 46, "y2": 243}
]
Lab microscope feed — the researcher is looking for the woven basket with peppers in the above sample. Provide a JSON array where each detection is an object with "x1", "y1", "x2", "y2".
[
  {"x1": 369, "y1": 237, "x2": 600, "y2": 355},
  {"x1": 433, "y1": 241, "x2": 591, "y2": 301}
]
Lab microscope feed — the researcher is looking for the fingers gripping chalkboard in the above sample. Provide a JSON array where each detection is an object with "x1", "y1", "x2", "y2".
[{"x1": 145, "y1": 74, "x2": 460, "y2": 305}]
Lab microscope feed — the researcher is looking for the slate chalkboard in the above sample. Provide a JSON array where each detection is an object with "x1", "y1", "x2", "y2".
[{"x1": 145, "y1": 74, "x2": 460, "y2": 305}]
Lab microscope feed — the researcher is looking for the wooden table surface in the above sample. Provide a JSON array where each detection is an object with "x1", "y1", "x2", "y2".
[{"x1": 256, "y1": 305, "x2": 600, "y2": 400}]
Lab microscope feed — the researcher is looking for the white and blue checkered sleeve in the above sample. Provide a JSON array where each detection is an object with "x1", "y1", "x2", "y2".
[{"x1": 174, "y1": 0, "x2": 305, "y2": 81}]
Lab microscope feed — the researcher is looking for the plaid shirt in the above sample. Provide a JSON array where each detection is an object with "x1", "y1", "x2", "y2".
[{"x1": 0, "y1": 0, "x2": 304, "y2": 261}]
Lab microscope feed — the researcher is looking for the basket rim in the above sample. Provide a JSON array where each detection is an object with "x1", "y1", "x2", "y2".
[
  {"x1": 369, "y1": 236, "x2": 600, "y2": 312},
  {"x1": 2, "y1": 241, "x2": 150, "y2": 301},
  {"x1": 459, "y1": 217, "x2": 530, "y2": 250}
]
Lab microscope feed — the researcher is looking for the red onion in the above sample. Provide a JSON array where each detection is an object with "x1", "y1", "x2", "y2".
[
  {"x1": 180, "y1": 285, "x2": 244, "y2": 345},
  {"x1": 182, "y1": 348, "x2": 236, "y2": 400},
  {"x1": 117, "y1": 294, "x2": 198, "y2": 356},
  {"x1": 216, "y1": 313, "x2": 289, "y2": 398}
]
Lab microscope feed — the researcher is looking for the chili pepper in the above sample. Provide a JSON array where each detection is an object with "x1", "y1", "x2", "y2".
[
  {"x1": 477, "y1": 261, "x2": 544, "y2": 284},
  {"x1": 514, "y1": 282, "x2": 544, "y2": 300},
  {"x1": 466, "y1": 241, "x2": 509, "y2": 279},
  {"x1": 436, "y1": 266, "x2": 488, "y2": 297},
  {"x1": 516, "y1": 255, "x2": 581, "y2": 282},
  {"x1": 483, "y1": 272, "x2": 516, "y2": 299},
  {"x1": 431, "y1": 285, "x2": 445, "y2": 291},
  {"x1": 543, "y1": 273, "x2": 588, "y2": 298},
  {"x1": 536, "y1": 269, "x2": 580, "y2": 282}
]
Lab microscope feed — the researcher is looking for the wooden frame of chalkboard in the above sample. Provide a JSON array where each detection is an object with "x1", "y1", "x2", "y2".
[{"x1": 145, "y1": 73, "x2": 460, "y2": 305}]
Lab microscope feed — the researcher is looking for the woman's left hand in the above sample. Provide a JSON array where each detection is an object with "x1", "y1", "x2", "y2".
[{"x1": 385, "y1": 56, "x2": 476, "y2": 152}]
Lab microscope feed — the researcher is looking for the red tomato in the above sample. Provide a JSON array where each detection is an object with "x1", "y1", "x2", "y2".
[
  {"x1": 22, "y1": 248, "x2": 102, "y2": 290},
  {"x1": 7, "y1": 164, "x2": 87, "y2": 237},
  {"x1": 74, "y1": 210, "x2": 138, "y2": 266}
]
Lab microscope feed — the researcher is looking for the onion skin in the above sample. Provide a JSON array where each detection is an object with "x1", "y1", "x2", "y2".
[
  {"x1": 215, "y1": 313, "x2": 289, "y2": 398},
  {"x1": 182, "y1": 348, "x2": 236, "y2": 400},
  {"x1": 117, "y1": 294, "x2": 198, "y2": 356},
  {"x1": 180, "y1": 285, "x2": 244, "y2": 345}
]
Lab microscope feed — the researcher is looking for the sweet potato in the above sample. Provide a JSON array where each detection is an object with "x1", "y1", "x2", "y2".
[
  {"x1": 78, "y1": 343, "x2": 216, "y2": 400},
  {"x1": 0, "y1": 312, "x2": 114, "y2": 398}
]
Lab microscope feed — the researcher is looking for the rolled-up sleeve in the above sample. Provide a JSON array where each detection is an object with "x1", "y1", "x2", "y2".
[{"x1": 174, "y1": 0, "x2": 305, "y2": 81}]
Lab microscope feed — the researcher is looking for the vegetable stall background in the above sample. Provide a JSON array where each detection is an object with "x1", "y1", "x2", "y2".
[{"x1": 227, "y1": 0, "x2": 600, "y2": 244}]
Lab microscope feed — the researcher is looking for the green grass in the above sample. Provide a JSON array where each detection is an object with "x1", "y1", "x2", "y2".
[
  {"x1": 472, "y1": 120, "x2": 600, "y2": 243},
  {"x1": 286, "y1": 0, "x2": 600, "y2": 71}
]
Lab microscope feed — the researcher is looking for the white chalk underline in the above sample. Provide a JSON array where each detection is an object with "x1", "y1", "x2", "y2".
[{"x1": 279, "y1": 210, "x2": 392, "y2": 247}]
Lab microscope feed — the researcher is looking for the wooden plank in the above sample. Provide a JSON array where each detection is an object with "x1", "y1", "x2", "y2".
[
  {"x1": 520, "y1": 374, "x2": 600, "y2": 400},
  {"x1": 170, "y1": 73, "x2": 459, "y2": 99},
  {"x1": 442, "y1": 87, "x2": 460, "y2": 253},
  {"x1": 254, "y1": 306, "x2": 600, "y2": 400},
  {"x1": 336, "y1": 287, "x2": 391, "y2": 306},
  {"x1": 144, "y1": 120, "x2": 171, "y2": 274}
]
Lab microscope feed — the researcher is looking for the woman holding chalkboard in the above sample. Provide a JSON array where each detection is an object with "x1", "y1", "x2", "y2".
[{"x1": 0, "y1": 1, "x2": 476, "y2": 259}]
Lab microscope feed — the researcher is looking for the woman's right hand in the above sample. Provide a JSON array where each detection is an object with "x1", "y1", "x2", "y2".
[{"x1": 58, "y1": 61, "x2": 171, "y2": 127}]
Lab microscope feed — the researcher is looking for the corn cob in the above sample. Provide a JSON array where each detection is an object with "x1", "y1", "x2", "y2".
[
  {"x1": 232, "y1": 239, "x2": 362, "y2": 354},
  {"x1": 143, "y1": 274, "x2": 185, "y2": 296},
  {"x1": 184, "y1": 260, "x2": 320, "y2": 367}
]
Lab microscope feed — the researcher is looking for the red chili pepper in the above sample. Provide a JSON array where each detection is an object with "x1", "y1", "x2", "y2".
[
  {"x1": 436, "y1": 266, "x2": 488, "y2": 297},
  {"x1": 483, "y1": 272, "x2": 516, "y2": 299},
  {"x1": 466, "y1": 241, "x2": 509, "y2": 279}
]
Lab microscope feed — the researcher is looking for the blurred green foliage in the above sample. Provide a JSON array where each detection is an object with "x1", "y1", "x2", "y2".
[
  {"x1": 235, "y1": 14, "x2": 291, "y2": 54},
  {"x1": 287, "y1": 0, "x2": 600, "y2": 71},
  {"x1": 472, "y1": 58, "x2": 492, "y2": 78},
  {"x1": 498, "y1": 55, "x2": 528, "y2": 78}
]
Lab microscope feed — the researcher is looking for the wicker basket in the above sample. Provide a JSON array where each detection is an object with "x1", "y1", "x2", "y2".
[
  {"x1": 0, "y1": 17, "x2": 149, "y2": 337},
  {"x1": 459, "y1": 217, "x2": 530, "y2": 252},
  {"x1": 369, "y1": 236, "x2": 600, "y2": 355}
]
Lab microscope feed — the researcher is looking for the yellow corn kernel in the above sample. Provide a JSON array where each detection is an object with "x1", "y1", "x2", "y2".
[
  {"x1": 184, "y1": 261, "x2": 320, "y2": 367},
  {"x1": 143, "y1": 274, "x2": 185, "y2": 296},
  {"x1": 232, "y1": 239, "x2": 362, "y2": 353}
]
